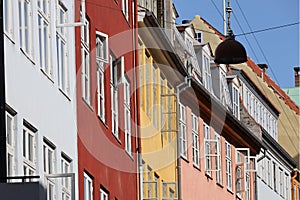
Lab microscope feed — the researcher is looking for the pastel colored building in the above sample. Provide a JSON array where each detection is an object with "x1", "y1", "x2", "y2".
[{"x1": 75, "y1": 0, "x2": 138, "y2": 199}]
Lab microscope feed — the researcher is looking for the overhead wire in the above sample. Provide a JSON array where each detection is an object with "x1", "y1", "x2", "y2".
[{"x1": 232, "y1": 0, "x2": 299, "y2": 152}]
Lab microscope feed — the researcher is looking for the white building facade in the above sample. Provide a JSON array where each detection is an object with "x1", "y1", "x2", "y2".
[{"x1": 3, "y1": 0, "x2": 78, "y2": 199}]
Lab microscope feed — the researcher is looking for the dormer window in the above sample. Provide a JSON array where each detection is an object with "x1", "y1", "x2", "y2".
[
  {"x1": 196, "y1": 31, "x2": 202, "y2": 43},
  {"x1": 203, "y1": 55, "x2": 211, "y2": 91}
]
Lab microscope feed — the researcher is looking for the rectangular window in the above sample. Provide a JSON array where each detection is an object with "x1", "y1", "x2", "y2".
[
  {"x1": 19, "y1": 0, "x2": 33, "y2": 58},
  {"x1": 100, "y1": 188, "x2": 109, "y2": 200},
  {"x1": 57, "y1": 2, "x2": 69, "y2": 94},
  {"x1": 203, "y1": 55, "x2": 211, "y2": 91},
  {"x1": 124, "y1": 78, "x2": 131, "y2": 155},
  {"x1": 232, "y1": 85, "x2": 239, "y2": 119},
  {"x1": 279, "y1": 168, "x2": 284, "y2": 196},
  {"x1": 122, "y1": 0, "x2": 129, "y2": 20},
  {"x1": 44, "y1": 139, "x2": 56, "y2": 200},
  {"x1": 225, "y1": 142, "x2": 232, "y2": 190},
  {"x1": 4, "y1": 0, "x2": 14, "y2": 38},
  {"x1": 204, "y1": 123, "x2": 211, "y2": 174},
  {"x1": 245, "y1": 173, "x2": 250, "y2": 200},
  {"x1": 6, "y1": 112, "x2": 15, "y2": 179},
  {"x1": 215, "y1": 132, "x2": 222, "y2": 184},
  {"x1": 196, "y1": 31, "x2": 202, "y2": 43},
  {"x1": 38, "y1": 0, "x2": 52, "y2": 77},
  {"x1": 23, "y1": 122, "x2": 36, "y2": 179},
  {"x1": 192, "y1": 113, "x2": 199, "y2": 167},
  {"x1": 179, "y1": 103, "x2": 187, "y2": 157},
  {"x1": 84, "y1": 172, "x2": 93, "y2": 200},
  {"x1": 96, "y1": 32, "x2": 108, "y2": 121},
  {"x1": 81, "y1": 15, "x2": 90, "y2": 104},
  {"x1": 110, "y1": 55, "x2": 124, "y2": 138},
  {"x1": 61, "y1": 154, "x2": 72, "y2": 200}
]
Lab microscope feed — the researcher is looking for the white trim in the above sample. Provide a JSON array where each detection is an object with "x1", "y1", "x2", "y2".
[{"x1": 84, "y1": 172, "x2": 93, "y2": 200}]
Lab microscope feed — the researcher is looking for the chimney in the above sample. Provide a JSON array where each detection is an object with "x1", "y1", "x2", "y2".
[
  {"x1": 258, "y1": 64, "x2": 268, "y2": 79},
  {"x1": 294, "y1": 67, "x2": 300, "y2": 87}
]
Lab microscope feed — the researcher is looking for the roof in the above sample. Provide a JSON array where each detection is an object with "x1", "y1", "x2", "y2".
[{"x1": 282, "y1": 87, "x2": 300, "y2": 106}]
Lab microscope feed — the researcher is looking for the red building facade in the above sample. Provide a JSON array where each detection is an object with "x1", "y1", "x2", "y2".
[{"x1": 75, "y1": 0, "x2": 138, "y2": 199}]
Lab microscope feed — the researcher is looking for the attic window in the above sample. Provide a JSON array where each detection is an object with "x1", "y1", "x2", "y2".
[{"x1": 196, "y1": 31, "x2": 202, "y2": 43}]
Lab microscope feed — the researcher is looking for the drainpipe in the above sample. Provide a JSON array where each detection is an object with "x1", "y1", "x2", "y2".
[
  {"x1": 132, "y1": 0, "x2": 143, "y2": 199},
  {"x1": 0, "y1": 0, "x2": 7, "y2": 183},
  {"x1": 176, "y1": 76, "x2": 191, "y2": 200}
]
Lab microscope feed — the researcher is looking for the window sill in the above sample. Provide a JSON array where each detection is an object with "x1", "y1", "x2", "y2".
[
  {"x1": 227, "y1": 188, "x2": 234, "y2": 195},
  {"x1": 193, "y1": 164, "x2": 201, "y2": 171},
  {"x1": 20, "y1": 48, "x2": 35, "y2": 65},
  {"x1": 205, "y1": 172, "x2": 213, "y2": 180},
  {"x1": 4, "y1": 32, "x2": 15, "y2": 44},
  {"x1": 97, "y1": 116, "x2": 109, "y2": 129},
  {"x1": 216, "y1": 182, "x2": 224, "y2": 188},
  {"x1": 40, "y1": 69, "x2": 54, "y2": 83},
  {"x1": 113, "y1": 132, "x2": 122, "y2": 145},
  {"x1": 82, "y1": 98, "x2": 94, "y2": 112},
  {"x1": 180, "y1": 155, "x2": 189, "y2": 163},
  {"x1": 59, "y1": 88, "x2": 71, "y2": 101},
  {"x1": 125, "y1": 150, "x2": 134, "y2": 161}
]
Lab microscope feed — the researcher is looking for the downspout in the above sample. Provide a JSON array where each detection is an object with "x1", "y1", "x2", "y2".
[
  {"x1": 254, "y1": 148, "x2": 267, "y2": 200},
  {"x1": 176, "y1": 76, "x2": 191, "y2": 200},
  {"x1": 0, "y1": 0, "x2": 7, "y2": 183},
  {"x1": 133, "y1": 1, "x2": 143, "y2": 200}
]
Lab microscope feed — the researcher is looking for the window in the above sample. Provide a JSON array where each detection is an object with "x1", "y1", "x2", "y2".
[
  {"x1": 124, "y1": 78, "x2": 131, "y2": 154},
  {"x1": 266, "y1": 158, "x2": 272, "y2": 187},
  {"x1": 44, "y1": 139, "x2": 56, "y2": 200},
  {"x1": 57, "y1": 2, "x2": 69, "y2": 94},
  {"x1": 179, "y1": 103, "x2": 187, "y2": 157},
  {"x1": 196, "y1": 31, "x2": 202, "y2": 43},
  {"x1": 84, "y1": 172, "x2": 93, "y2": 200},
  {"x1": 203, "y1": 55, "x2": 211, "y2": 91},
  {"x1": 100, "y1": 188, "x2": 109, "y2": 200},
  {"x1": 285, "y1": 173, "x2": 290, "y2": 200},
  {"x1": 81, "y1": 15, "x2": 90, "y2": 104},
  {"x1": 19, "y1": 0, "x2": 33, "y2": 57},
  {"x1": 225, "y1": 142, "x2": 232, "y2": 190},
  {"x1": 192, "y1": 113, "x2": 199, "y2": 167},
  {"x1": 61, "y1": 154, "x2": 72, "y2": 200},
  {"x1": 96, "y1": 32, "x2": 108, "y2": 121},
  {"x1": 236, "y1": 151, "x2": 244, "y2": 198},
  {"x1": 203, "y1": 123, "x2": 211, "y2": 174},
  {"x1": 110, "y1": 55, "x2": 124, "y2": 138},
  {"x1": 232, "y1": 85, "x2": 239, "y2": 119},
  {"x1": 215, "y1": 132, "x2": 222, "y2": 184},
  {"x1": 6, "y1": 112, "x2": 15, "y2": 179},
  {"x1": 4, "y1": 0, "x2": 14, "y2": 38},
  {"x1": 38, "y1": 0, "x2": 52, "y2": 77},
  {"x1": 122, "y1": 0, "x2": 129, "y2": 20},
  {"x1": 245, "y1": 173, "x2": 250, "y2": 200},
  {"x1": 279, "y1": 168, "x2": 284, "y2": 196},
  {"x1": 23, "y1": 122, "x2": 36, "y2": 179}
]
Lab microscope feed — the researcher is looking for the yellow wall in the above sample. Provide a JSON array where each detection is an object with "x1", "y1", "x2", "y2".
[{"x1": 139, "y1": 39, "x2": 177, "y2": 199}]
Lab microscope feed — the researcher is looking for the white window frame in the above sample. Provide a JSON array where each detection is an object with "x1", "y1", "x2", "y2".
[
  {"x1": 4, "y1": 0, "x2": 14, "y2": 38},
  {"x1": 245, "y1": 173, "x2": 251, "y2": 200},
  {"x1": 23, "y1": 122, "x2": 36, "y2": 177},
  {"x1": 232, "y1": 85, "x2": 239, "y2": 119},
  {"x1": 57, "y1": 2, "x2": 69, "y2": 95},
  {"x1": 38, "y1": 0, "x2": 52, "y2": 77},
  {"x1": 178, "y1": 103, "x2": 187, "y2": 158},
  {"x1": 96, "y1": 31, "x2": 108, "y2": 121},
  {"x1": 203, "y1": 54, "x2": 211, "y2": 91},
  {"x1": 100, "y1": 188, "x2": 108, "y2": 200},
  {"x1": 122, "y1": 0, "x2": 129, "y2": 20},
  {"x1": 203, "y1": 123, "x2": 211, "y2": 174},
  {"x1": 110, "y1": 55, "x2": 124, "y2": 138},
  {"x1": 84, "y1": 172, "x2": 93, "y2": 200},
  {"x1": 225, "y1": 142, "x2": 232, "y2": 191},
  {"x1": 124, "y1": 77, "x2": 131, "y2": 155},
  {"x1": 61, "y1": 154, "x2": 72, "y2": 200},
  {"x1": 44, "y1": 139, "x2": 56, "y2": 200},
  {"x1": 6, "y1": 112, "x2": 16, "y2": 179},
  {"x1": 81, "y1": 15, "x2": 90, "y2": 104},
  {"x1": 195, "y1": 31, "x2": 202, "y2": 43},
  {"x1": 215, "y1": 132, "x2": 222, "y2": 184},
  {"x1": 192, "y1": 113, "x2": 199, "y2": 167},
  {"x1": 19, "y1": 0, "x2": 34, "y2": 58}
]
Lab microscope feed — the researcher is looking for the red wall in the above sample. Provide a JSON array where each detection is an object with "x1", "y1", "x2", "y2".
[{"x1": 75, "y1": 1, "x2": 138, "y2": 199}]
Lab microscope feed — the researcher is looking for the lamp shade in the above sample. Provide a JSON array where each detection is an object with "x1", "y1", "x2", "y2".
[{"x1": 214, "y1": 37, "x2": 247, "y2": 64}]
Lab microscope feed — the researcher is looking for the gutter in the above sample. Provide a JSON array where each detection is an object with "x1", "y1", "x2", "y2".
[{"x1": 0, "y1": 0, "x2": 7, "y2": 183}]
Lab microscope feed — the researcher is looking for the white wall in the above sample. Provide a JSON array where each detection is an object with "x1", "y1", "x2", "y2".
[{"x1": 4, "y1": 0, "x2": 78, "y2": 199}]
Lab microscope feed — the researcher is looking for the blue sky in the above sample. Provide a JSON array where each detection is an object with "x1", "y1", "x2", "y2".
[{"x1": 173, "y1": 0, "x2": 299, "y2": 88}]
